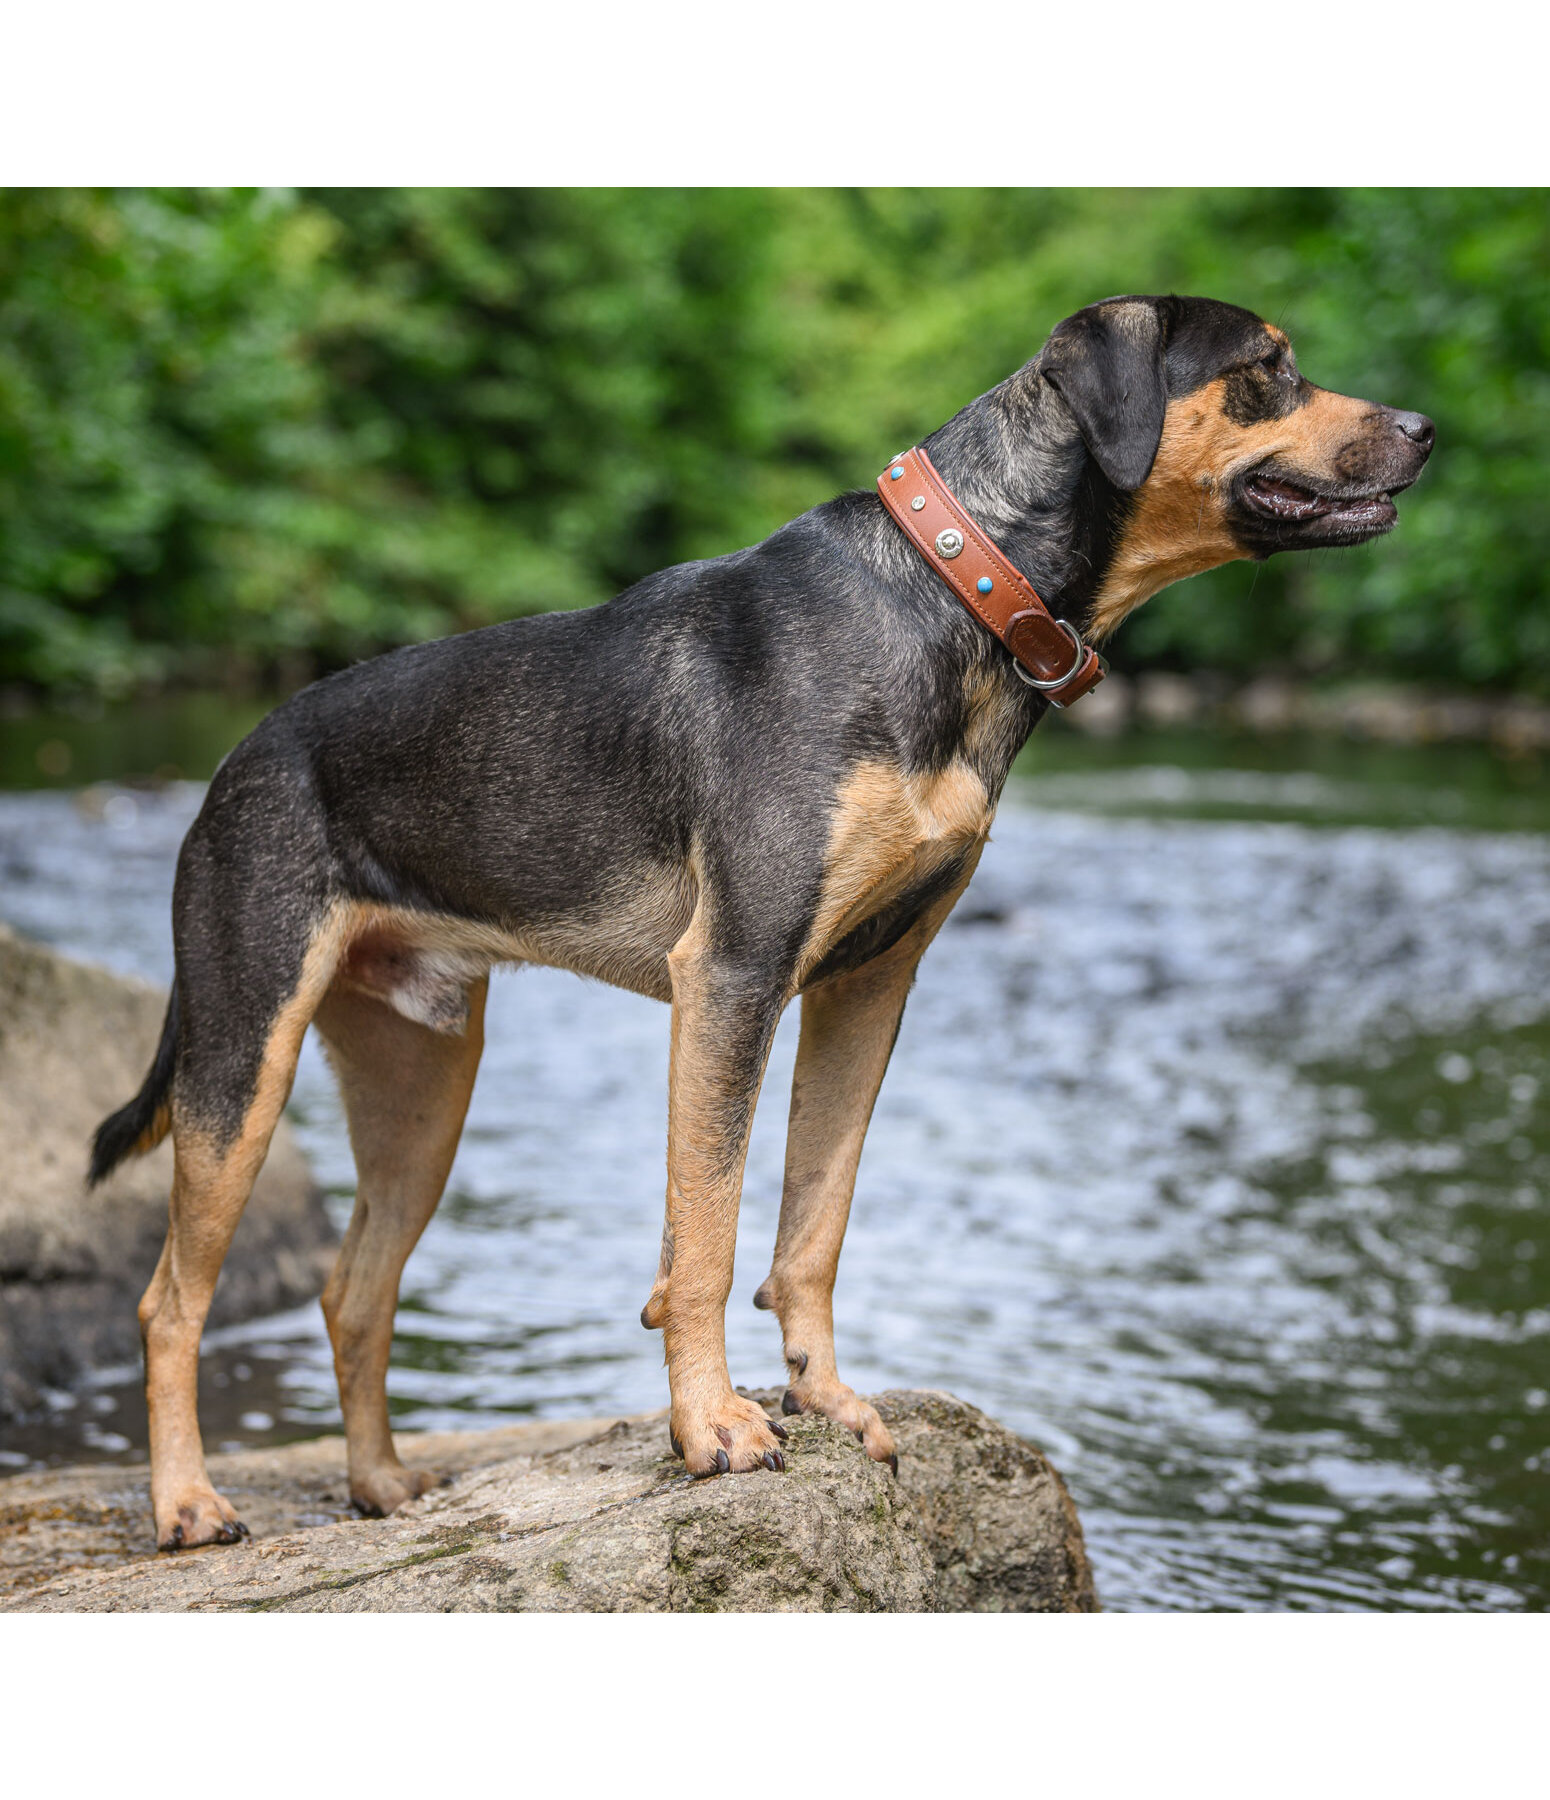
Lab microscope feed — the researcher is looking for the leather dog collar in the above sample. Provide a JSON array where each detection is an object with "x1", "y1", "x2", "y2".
[{"x1": 876, "y1": 446, "x2": 1105, "y2": 706}]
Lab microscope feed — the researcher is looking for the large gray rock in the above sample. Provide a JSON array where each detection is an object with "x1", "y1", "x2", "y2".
[
  {"x1": 0, "y1": 1391, "x2": 1098, "y2": 1612},
  {"x1": 0, "y1": 923, "x2": 336, "y2": 1416}
]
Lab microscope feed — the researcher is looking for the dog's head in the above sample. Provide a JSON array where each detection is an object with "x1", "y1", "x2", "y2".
[{"x1": 1036, "y1": 295, "x2": 1434, "y2": 636}]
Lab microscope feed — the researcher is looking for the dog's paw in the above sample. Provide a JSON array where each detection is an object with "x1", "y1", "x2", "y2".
[
  {"x1": 156, "y1": 1485, "x2": 251, "y2": 1552},
  {"x1": 669, "y1": 1390, "x2": 788, "y2": 1476},
  {"x1": 350, "y1": 1464, "x2": 440, "y2": 1517},
  {"x1": 781, "y1": 1368, "x2": 897, "y2": 1472}
]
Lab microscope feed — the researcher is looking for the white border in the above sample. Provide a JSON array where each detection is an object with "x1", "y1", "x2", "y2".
[
  {"x1": 1, "y1": 1615, "x2": 1546, "y2": 1793},
  {"x1": 1, "y1": 2, "x2": 1543, "y2": 183}
]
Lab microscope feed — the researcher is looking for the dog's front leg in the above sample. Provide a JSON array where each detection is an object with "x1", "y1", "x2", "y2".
[
  {"x1": 755, "y1": 869, "x2": 979, "y2": 1470},
  {"x1": 641, "y1": 930, "x2": 789, "y2": 1476}
]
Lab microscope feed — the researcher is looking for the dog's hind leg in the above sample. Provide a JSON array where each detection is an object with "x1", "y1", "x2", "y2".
[
  {"x1": 640, "y1": 919, "x2": 790, "y2": 1476},
  {"x1": 312, "y1": 977, "x2": 486, "y2": 1516},
  {"x1": 755, "y1": 870, "x2": 978, "y2": 1469},
  {"x1": 139, "y1": 910, "x2": 347, "y2": 1551}
]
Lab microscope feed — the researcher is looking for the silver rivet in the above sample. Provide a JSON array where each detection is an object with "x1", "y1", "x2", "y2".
[
  {"x1": 935, "y1": 527, "x2": 964, "y2": 560},
  {"x1": 910, "y1": 495, "x2": 926, "y2": 512}
]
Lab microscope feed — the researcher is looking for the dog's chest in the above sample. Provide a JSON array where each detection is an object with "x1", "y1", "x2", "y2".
[{"x1": 795, "y1": 758, "x2": 994, "y2": 985}]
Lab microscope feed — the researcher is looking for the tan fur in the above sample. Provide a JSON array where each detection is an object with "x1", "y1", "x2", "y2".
[
  {"x1": 759, "y1": 852, "x2": 984, "y2": 1464},
  {"x1": 960, "y1": 666, "x2": 1014, "y2": 768},
  {"x1": 132, "y1": 1100, "x2": 172, "y2": 1158},
  {"x1": 793, "y1": 758, "x2": 994, "y2": 989},
  {"x1": 139, "y1": 910, "x2": 351, "y2": 1548},
  {"x1": 559, "y1": 861, "x2": 699, "y2": 1001},
  {"x1": 330, "y1": 866, "x2": 697, "y2": 1015},
  {"x1": 643, "y1": 881, "x2": 787, "y2": 1473},
  {"x1": 140, "y1": 874, "x2": 715, "y2": 1540},
  {"x1": 640, "y1": 754, "x2": 996, "y2": 1455},
  {"x1": 638, "y1": 754, "x2": 997, "y2": 1471},
  {"x1": 314, "y1": 977, "x2": 487, "y2": 1515},
  {"x1": 1090, "y1": 378, "x2": 1377, "y2": 639}
]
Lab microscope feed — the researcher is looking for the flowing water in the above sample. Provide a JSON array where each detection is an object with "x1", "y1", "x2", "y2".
[{"x1": 2, "y1": 701, "x2": 1548, "y2": 1611}]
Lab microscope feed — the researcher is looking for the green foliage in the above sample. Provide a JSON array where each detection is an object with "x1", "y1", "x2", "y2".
[{"x1": 0, "y1": 188, "x2": 1545, "y2": 697}]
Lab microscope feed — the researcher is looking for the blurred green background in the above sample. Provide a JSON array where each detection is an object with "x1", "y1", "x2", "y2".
[{"x1": 1, "y1": 187, "x2": 1545, "y2": 702}]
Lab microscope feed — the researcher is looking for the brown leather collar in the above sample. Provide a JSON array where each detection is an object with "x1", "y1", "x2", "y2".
[{"x1": 876, "y1": 446, "x2": 1106, "y2": 706}]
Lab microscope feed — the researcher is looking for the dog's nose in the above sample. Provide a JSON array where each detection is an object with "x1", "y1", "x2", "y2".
[{"x1": 1395, "y1": 411, "x2": 1435, "y2": 454}]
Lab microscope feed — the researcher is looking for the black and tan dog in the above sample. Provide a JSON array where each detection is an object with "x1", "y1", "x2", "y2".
[{"x1": 91, "y1": 294, "x2": 1432, "y2": 1549}]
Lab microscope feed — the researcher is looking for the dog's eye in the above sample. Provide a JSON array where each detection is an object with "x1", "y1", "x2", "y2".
[{"x1": 1260, "y1": 352, "x2": 1296, "y2": 383}]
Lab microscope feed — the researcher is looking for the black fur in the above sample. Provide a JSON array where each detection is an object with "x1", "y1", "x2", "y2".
[
  {"x1": 1041, "y1": 298, "x2": 1170, "y2": 489},
  {"x1": 91, "y1": 293, "x2": 1432, "y2": 1167},
  {"x1": 89, "y1": 982, "x2": 178, "y2": 1185}
]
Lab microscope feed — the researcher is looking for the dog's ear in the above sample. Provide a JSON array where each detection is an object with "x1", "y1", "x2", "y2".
[{"x1": 1041, "y1": 299, "x2": 1169, "y2": 491}]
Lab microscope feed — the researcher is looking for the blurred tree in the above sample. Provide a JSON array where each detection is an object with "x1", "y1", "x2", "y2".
[{"x1": 0, "y1": 187, "x2": 1544, "y2": 698}]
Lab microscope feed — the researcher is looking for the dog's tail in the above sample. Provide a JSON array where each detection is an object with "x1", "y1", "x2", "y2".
[{"x1": 88, "y1": 982, "x2": 179, "y2": 1186}]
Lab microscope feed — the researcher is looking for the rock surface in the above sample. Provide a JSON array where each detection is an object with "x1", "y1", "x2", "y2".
[
  {"x1": 0, "y1": 923, "x2": 336, "y2": 1417},
  {"x1": 1, "y1": 1390, "x2": 1098, "y2": 1612}
]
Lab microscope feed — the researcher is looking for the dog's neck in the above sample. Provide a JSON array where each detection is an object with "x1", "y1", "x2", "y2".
[
  {"x1": 834, "y1": 361, "x2": 1125, "y2": 798},
  {"x1": 919, "y1": 361, "x2": 1122, "y2": 632},
  {"x1": 842, "y1": 362, "x2": 1122, "y2": 798}
]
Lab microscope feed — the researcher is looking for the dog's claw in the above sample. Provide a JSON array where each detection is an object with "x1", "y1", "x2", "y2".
[
  {"x1": 889, "y1": 1453, "x2": 899, "y2": 1476},
  {"x1": 159, "y1": 1524, "x2": 185, "y2": 1553},
  {"x1": 782, "y1": 1389, "x2": 802, "y2": 1416},
  {"x1": 768, "y1": 1419, "x2": 788, "y2": 1441},
  {"x1": 670, "y1": 1432, "x2": 684, "y2": 1459},
  {"x1": 785, "y1": 1350, "x2": 808, "y2": 1376},
  {"x1": 714, "y1": 1448, "x2": 730, "y2": 1474},
  {"x1": 763, "y1": 1450, "x2": 785, "y2": 1472}
]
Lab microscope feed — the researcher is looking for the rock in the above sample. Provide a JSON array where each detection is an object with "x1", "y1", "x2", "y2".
[
  {"x1": 0, "y1": 1390, "x2": 1098, "y2": 1612},
  {"x1": 1058, "y1": 671, "x2": 1133, "y2": 737},
  {"x1": 1229, "y1": 676, "x2": 1304, "y2": 735},
  {"x1": 884, "y1": 1389, "x2": 1095, "y2": 1611},
  {"x1": 1490, "y1": 699, "x2": 1550, "y2": 754},
  {"x1": 1134, "y1": 672, "x2": 1204, "y2": 728},
  {"x1": 0, "y1": 923, "x2": 336, "y2": 1417}
]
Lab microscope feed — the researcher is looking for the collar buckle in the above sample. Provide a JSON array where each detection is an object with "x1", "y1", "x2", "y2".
[{"x1": 876, "y1": 446, "x2": 1106, "y2": 707}]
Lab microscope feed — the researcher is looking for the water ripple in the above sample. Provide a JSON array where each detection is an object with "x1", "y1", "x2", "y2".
[{"x1": 3, "y1": 770, "x2": 1549, "y2": 1610}]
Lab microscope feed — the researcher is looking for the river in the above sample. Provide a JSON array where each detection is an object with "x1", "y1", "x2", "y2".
[{"x1": 2, "y1": 700, "x2": 1547, "y2": 1610}]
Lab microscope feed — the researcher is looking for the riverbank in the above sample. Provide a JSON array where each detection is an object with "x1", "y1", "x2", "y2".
[
  {"x1": 1, "y1": 1391, "x2": 1097, "y2": 1612},
  {"x1": 1052, "y1": 671, "x2": 1550, "y2": 755}
]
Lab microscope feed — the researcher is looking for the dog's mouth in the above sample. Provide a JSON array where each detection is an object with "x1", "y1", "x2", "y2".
[{"x1": 1238, "y1": 472, "x2": 1398, "y2": 538}]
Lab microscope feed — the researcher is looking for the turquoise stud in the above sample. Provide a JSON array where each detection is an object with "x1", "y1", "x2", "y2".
[
  {"x1": 977, "y1": 576, "x2": 994, "y2": 594},
  {"x1": 890, "y1": 466, "x2": 904, "y2": 480}
]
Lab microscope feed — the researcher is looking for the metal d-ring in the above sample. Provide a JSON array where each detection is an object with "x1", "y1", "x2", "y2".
[{"x1": 1013, "y1": 619, "x2": 1087, "y2": 690}]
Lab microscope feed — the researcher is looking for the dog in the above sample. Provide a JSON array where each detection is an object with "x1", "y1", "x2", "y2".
[{"x1": 90, "y1": 294, "x2": 1433, "y2": 1549}]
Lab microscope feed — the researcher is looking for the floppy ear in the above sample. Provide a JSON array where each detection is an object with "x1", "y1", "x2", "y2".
[{"x1": 1041, "y1": 300, "x2": 1168, "y2": 491}]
